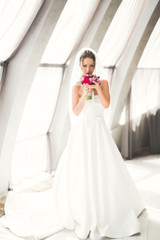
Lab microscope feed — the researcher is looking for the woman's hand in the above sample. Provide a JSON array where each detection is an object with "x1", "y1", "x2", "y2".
[
  {"x1": 86, "y1": 81, "x2": 101, "y2": 92},
  {"x1": 81, "y1": 83, "x2": 90, "y2": 98}
]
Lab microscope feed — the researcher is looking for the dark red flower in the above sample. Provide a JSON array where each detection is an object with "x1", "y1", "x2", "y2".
[{"x1": 81, "y1": 77, "x2": 91, "y2": 85}]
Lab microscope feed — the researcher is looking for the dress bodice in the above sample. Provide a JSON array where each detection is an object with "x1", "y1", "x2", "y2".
[{"x1": 80, "y1": 91, "x2": 105, "y2": 119}]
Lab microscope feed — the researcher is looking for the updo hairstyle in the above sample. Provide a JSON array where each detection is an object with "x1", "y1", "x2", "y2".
[{"x1": 79, "y1": 50, "x2": 96, "y2": 64}]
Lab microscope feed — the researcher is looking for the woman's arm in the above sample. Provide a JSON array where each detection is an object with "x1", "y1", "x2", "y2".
[
  {"x1": 72, "y1": 84, "x2": 88, "y2": 116},
  {"x1": 87, "y1": 80, "x2": 110, "y2": 109},
  {"x1": 97, "y1": 80, "x2": 110, "y2": 109}
]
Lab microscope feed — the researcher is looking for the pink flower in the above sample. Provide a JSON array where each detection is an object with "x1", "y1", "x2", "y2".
[{"x1": 77, "y1": 74, "x2": 101, "y2": 85}]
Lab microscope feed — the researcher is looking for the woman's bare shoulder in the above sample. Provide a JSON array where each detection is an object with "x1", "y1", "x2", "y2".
[
  {"x1": 100, "y1": 80, "x2": 109, "y2": 88},
  {"x1": 72, "y1": 83, "x2": 81, "y2": 91},
  {"x1": 72, "y1": 84, "x2": 82, "y2": 97},
  {"x1": 100, "y1": 80, "x2": 109, "y2": 84},
  {"x1": 72, "y1": 83, "x2": 81, "y2": 88}
]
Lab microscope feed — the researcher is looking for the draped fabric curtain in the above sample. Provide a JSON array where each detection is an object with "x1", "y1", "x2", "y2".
[
  {"x1": 11, "y1": 134, "x2": 51, "y2": 190},
  {"x1": 120, "y1": 69, "x2": 160, "y2": 159},
  {"x1": 0, "y1": 0, "x2": 43, "y2": 97},
  {"x1": 11, "y1": 66, "x2": 63, "y2": 187},
  {"x1": 0, "y1": 0, "x2": 44, "y2": 62},
  {"x1": 41, "y1": 0, "x2": 100, "y2": 64},
  {"x1": 0, "y1": 62, "x2": 8, "y2": 93},
  {"x1": 0, "y1": 65, "x2": 3, "y2": 92},
  {"x1": 10, "y1": 0, "x2": 101, "y2": 188},
  {"x1": 138, "y1": 18, "x2": 160, "y2": 68},
  {"x1": 98, "y1": 0, "x2": 146, "y2": 67}
]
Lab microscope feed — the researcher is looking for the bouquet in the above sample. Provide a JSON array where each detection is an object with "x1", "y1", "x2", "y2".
[{"x1": 77, "y1": 74, "x2": 101, "y2": 100}]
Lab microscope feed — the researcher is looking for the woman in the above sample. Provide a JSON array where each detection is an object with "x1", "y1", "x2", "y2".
[
  {"x1": 2, "y1": 48, "x2": 145, "y2": 240},
  {"x1": 72, "y1": 50, "x2": 110, "y2": 116}
]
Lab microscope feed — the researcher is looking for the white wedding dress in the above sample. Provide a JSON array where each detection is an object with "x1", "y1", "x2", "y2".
[{"x1": 2, "y1": 92, "x2": 145, "y2": 240}]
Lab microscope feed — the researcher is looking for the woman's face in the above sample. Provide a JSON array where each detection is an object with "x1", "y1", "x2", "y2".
[{"x1": 80, "y1": 57, "x2": 95, "y2": 75}]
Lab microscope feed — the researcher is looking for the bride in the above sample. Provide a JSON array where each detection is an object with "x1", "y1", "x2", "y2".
[{"x1": 2, "y1": 48, "x2": 145, "y2": 240}]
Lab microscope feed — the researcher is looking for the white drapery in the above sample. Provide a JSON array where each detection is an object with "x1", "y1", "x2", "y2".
[
  {"x1": 130, "y1": 69, "x2": 160, "y2": 131},
  {"x1": 0, "y1": 65, "x2": 3, "y2": 91},
  {"x1": 138, "y1": 18, "x2": 160, "y2": 68},
  {"x1": 11, "y1": 134, "x2": 51, "y2": 190},
  {"x1": 10, "y1": 0, "x2": 101, "y2": 187},
  {"x1": 17, "y1": 67, "x2": 63, "y2": 139},
  {"x1": 0, "y1": 0, "x2": 44, "y2": 62},
  {"x1": 41, "y1": 0, "x2": 100, "y2": 64},
  {"x1": 98, "y1": 0, "x2": 146, "y2": 67},
  {"x1": 120, "y1": 69, "x2": 160, "y2": 126},
  {"x1": 120, "y1": 68, "x2": 160, "y2": 158},
  {"x1": 11, "y1": 66, "x2": 63, "y2": 187},
  {"x1": 119, "y1": 16, "x2": 160, "y2": 126}
]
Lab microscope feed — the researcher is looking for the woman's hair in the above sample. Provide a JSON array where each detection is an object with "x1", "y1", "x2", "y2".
[{"x1": 79, "y1": 50, "x2": 96, "y2": 64}]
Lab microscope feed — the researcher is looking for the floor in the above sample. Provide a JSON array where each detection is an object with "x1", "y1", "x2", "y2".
[{"x1": 0, "y1": 154, "x2": 160, "y2": 240}]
